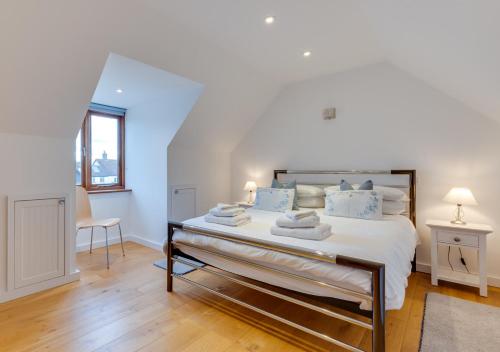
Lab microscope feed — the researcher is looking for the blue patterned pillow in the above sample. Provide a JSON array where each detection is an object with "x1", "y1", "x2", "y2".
[
  {"x1": 324, "y1": 190, "x2": 382, "y2": 220},
  {"x1": 253, "y1": 187, "x2": 295, "y2": 213},
  {"x1": 271, "y1": 179, "x2": 298, "y2": 210}
]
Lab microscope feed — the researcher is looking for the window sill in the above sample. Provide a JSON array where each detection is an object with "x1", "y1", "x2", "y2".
[{"x1": 87, "y1": 189, "x2": 132, "y2": 195}]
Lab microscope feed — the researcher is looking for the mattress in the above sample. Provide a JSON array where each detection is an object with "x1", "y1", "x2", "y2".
[{"x1": 173, "y1": 208, "x2": 418, "y2": 310}]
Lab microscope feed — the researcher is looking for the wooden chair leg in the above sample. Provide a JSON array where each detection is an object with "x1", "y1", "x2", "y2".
[
  {"x1": 118, "y1": 223, "x2": 125, "y2": 256},
  {"x1": 105, "y1": 227, "x2": 109, "y2": 269},
  {"x1": 90, "y1": 227, "x2": 94, "y2": 254}
]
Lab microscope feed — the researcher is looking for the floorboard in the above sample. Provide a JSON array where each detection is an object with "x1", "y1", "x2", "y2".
[{"x1": 1, "y1": 242, "x2": 499, "y2": 352}]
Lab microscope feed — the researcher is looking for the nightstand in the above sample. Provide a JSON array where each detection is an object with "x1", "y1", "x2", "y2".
[
  {"x1": 237, "y1": 202, "x2": 254, "y2": 209},
  {"x1": 426, "y1": 219, "x2": 493, "y2": 297}
]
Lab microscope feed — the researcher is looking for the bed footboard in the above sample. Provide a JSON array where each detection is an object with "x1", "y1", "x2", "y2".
[{"x1": 165, "y1": 221, "x2": 385, "y2": 352}]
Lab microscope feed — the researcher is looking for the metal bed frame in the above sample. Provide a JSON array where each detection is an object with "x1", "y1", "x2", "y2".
[{"x1": 165, "y1": 170, "x2": 416, "y2": 352}]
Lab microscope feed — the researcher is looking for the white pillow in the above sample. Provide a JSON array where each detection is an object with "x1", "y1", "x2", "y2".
[
  {"x1": 253, "y1": 187, "x2": 295, "y2": 212},
  {"x1": 297, "y1": 196, "x2": 325, "y2": 208},
  {"x1": 325, "y1": 190, "x2": 383, "y2": 220},
  {"x1": 296, "y1": 185, "x2": 325, "y2": 198},
  {"x1": 373, "y1": 186, "x2": 409, "y2": 201},
  {"x1": 382, "y1": 200, "x2": 407, "y2": 215},
  {"x1": 325, "y1": 184, "x2": 361, "y2": 193}
]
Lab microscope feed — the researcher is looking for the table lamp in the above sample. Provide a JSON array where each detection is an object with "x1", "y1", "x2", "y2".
[
  {"x1": 243, "y1": 181, "x2": 257, "y2": 204},
  {"x1": 443, "y1": 187, "x2": 478, "y2": 225}
]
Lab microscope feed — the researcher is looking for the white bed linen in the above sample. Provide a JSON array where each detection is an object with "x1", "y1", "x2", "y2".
[{"x1": 173, "y1": 208, "x2": 418, "y2": 310}]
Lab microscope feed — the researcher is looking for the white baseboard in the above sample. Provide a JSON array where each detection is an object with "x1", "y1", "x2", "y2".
[
  {"x1": 76, "y1": 236, "x2": 126, "y2": 252},
  {"x1": 0, "y1": 272, "x2": 79, "y2": 303},
  {"x1": 416, "y1": 261, "x2": 500, "y2": 288},
  {"x1": 416, "y1": 261, "x2": 431, "y2": 274},
  {"x1": 126, "y1": 235, "x2": 163, "y2": 252},
  {"x1": 76, "y1": 234, "x2": 163, "y2": 253}
]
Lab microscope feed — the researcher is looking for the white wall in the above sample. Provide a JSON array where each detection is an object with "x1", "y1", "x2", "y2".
[
  {"x1": 126, "y1": 90, "x2": 202, "y2": 247},
  {"x1": 0, "y1": 133, "x2": 77, "y2": 296},
  {"x1": 81, "y1": 53, "x2": 203, "y2": 251},
  {"x1": 82, "y1": 90, "x2": 201, "y2": 252},
  {"x1": 231, "y1": 63, "x2": 500, "y2": 283},
  {"x1": 75, "y1": 192, "x2": 131, "y2": 251},
  {"x1": 1, "y1": 2, "x2": 280, "y2": 282},
  {"x1": 168, "y1": 145, "x2": 232, "y2": 218}
]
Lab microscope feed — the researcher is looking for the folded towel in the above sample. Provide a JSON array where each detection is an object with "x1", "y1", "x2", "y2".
[
  {"x1": 276, "y1": 215, "x2": 320, "y2": 228},
  {"x1": 209, "y1": 207, "x2": 245, "y2": 217},
  {"x1": 285, "y1": 209, "x2": 317, "y2": 220},
  {"x1": 205, "y1": 213, "x2": 251, "y2": 227},
  {"x1": 270, "y1": 223, "x2": 332, "y2": 240},
  {"x1": 216, "y1": 203, "x2": 239, "y2": 210}
]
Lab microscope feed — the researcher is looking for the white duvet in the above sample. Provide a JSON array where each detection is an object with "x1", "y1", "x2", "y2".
[{"x1": 173, "y1": 208, "x2": 418, "y2": 310}]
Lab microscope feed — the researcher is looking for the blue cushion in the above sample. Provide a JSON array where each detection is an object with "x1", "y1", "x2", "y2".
[
  {"x1": 340, "y1": 179, "x2": 373, "y2": 191},
  {"x1": 271, "y1": 179, "x2": 299, "y2": 210},
  {"x1": 339, "y1": 179, "x2": 354, "y2": 191},
  {"x1": 358, "y1": 180, "x2": 374, "y2": 190}
]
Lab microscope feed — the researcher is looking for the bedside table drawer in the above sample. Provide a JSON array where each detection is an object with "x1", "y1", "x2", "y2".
[{"x1": 437, "y1": 231, "x2": 478, "y2": 247}]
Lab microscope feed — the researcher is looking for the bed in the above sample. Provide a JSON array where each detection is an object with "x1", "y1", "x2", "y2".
[{"x1": 165, "y1": 170, "x2": 417, "y2": 352}]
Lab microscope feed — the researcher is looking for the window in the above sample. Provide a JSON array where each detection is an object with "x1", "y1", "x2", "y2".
[{"x1": 76, "y1": 107, "x2": 125, "y2": 191}]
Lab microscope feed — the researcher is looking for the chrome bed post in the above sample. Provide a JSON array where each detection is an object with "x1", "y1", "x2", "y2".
[{"x1": 165, "y1": 221, "x2": 183, "y2": 292}]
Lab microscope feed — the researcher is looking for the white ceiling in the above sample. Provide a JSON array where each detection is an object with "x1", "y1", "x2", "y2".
[
  {"x1": 92, "y1": 53, "x2": 203, "y2": 109},
  {"x1": 0, "y1": 0, "x2": 280, "y2": 149},
  {"x1": 145, "y1": 0, "x2": 384, "y2": 83},
  {"x1": 144, "y1": 0, "x2": 500, "y2": 123},
  {"x1": 2, "y1": 0, "x2": 500, "y2": 145},
  {"x1": 358, "y1": 0, "x2": 500, "y2": 122}
]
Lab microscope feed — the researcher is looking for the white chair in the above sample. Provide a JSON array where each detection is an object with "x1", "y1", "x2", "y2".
[{"x1": 76, "y1": 186, "x2": 125, "y2": 269}]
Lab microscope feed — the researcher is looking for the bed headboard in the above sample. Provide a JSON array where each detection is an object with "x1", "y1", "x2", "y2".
[{"x1": 274, "y1": 169, "x2": 416, "y2": 225}]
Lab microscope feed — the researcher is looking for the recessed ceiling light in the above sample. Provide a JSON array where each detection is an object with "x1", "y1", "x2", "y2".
[
  {"x1": 116, "y1": 88, "x2": 123, "y2": 94},
  {"x1": 265, "y1": 16, "x2": 275, "y2": 24},
  {"x1": 303, "y1": 51, "x2": 312, "y2": 57}
]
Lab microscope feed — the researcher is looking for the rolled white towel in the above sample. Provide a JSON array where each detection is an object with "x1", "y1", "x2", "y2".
[
  {"x1": 270, "y1": 223, "x2": 332, "y2": 240},
  {"x1": 285, "y1": 210, "x2": 317, "y2": 220},
  {"x1": 209, "y1": 207, "x2": 245, "y2": 217},
  {"x1": 276, "y1": 215, "x2": 320, "y2": 228},
  {"x1": 205, "y1": 213, "x2": 251, "y2": 227},
  {"x1": 216, "y1": 203, "x2": 239, "y2": 210}
]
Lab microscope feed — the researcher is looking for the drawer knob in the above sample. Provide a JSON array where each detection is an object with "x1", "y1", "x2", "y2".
[{"x1": 454, "y1": 237, "x2": 461, "y2": 242}]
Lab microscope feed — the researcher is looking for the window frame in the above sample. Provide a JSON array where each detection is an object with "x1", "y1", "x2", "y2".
[{"x1": 78, "y1": 109, "x2": 126, "y2": 192}]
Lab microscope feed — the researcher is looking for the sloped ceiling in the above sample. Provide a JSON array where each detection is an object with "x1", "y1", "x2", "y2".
[
  {"x1": 92, "y1": 54, "x2": 203, "y2": 110},
  {"x1": 1, "y1": 0, "x2": 499, "y2": 150},
  {"x1": 0, "y1": 0, "x2": 281, "y2": 152},
  {"x1": 357, "y1": 0, "x2": 500, "y2": 122}
]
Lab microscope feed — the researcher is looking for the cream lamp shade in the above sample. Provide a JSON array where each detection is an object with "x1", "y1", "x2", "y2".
[
  {"x1": 442, "y1": 187, "x2": 477, "y2": 224},
  {"x1": 443, "y1": 187, "x2": 478, "y2": 206},
  {"x1": 243, "y1": 181, "x2": 257, "y2": 192}
]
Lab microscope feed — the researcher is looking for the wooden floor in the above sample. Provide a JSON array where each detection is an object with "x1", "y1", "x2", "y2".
[{"x1": 1, "y1": 242, "x2": 500, "y2": 352}]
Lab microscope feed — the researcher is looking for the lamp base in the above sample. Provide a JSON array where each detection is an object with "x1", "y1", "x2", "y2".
[{"x1": 451, "y1": 204, "x2": 466, "y2": 225}]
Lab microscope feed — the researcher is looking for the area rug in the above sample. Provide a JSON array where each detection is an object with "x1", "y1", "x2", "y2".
[
  {"x1": 154, "y1": 258, "x2": 205, "y2": 275},
  {"x1": 420, "y1": 292, "x2": 500, "y2": 351}
]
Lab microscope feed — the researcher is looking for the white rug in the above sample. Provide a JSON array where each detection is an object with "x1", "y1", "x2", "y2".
[{"x1": 420, "y1": 292, "x2": 500, "y2": 352}]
